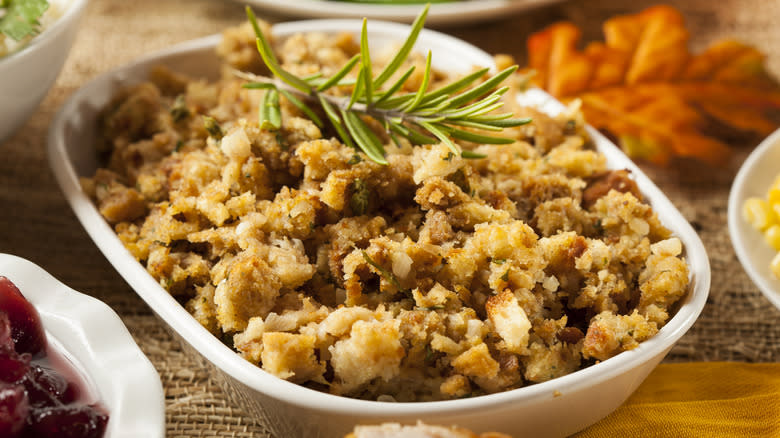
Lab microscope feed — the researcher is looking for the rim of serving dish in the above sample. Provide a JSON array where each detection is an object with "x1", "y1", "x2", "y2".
[
  {"x1": 47, "y1": 18, "x2": 710, "y2": 417},
  {"x1": 0, "y1": 253, "x2": 165, "y2": 438}
]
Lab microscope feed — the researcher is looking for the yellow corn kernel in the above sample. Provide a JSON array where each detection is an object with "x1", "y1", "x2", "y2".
[
  {"x1": 765, "y1": 225, "x2": 780, "y2": 251},
  {"x1": 773, "y1": 202, "x2": 780, "y2": 220},
  {"x1": 743, "y1": 197, "x2": 775, "y2": 231},
  {"x1": 769, "y1": 188, "x2": 780, "y2": 207},
  {"x1": 771, "y1": 252, "x2": 780, "y2": 279}
]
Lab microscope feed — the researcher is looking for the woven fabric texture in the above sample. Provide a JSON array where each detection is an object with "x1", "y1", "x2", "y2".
[
  {"x1": 0, "y1": 0, "x2": 778, "y2": 436},
  {"x1": 575, "y1": 362, "x2": 780, "y2": 437}
]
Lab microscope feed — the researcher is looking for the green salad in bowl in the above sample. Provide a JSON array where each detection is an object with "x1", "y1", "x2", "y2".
[{"x1": 0, "y1": 0, "x2": 63, "y2": 57}]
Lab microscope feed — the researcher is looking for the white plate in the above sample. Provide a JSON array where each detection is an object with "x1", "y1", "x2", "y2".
[
  {"x1": 728, "y1": 128, "x2": 780, "y2": 310},
  {"x1": 241, "y1": 0, "x2": 564, "y2": 26},
  {"x1": 47, "y1": 20, "x2": 709, "y2": 438},
  {"x1": 0, "y1": 254, "x2": 165, "y2": 438}
]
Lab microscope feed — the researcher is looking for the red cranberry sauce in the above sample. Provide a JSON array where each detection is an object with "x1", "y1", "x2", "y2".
[{"x1": 0, "y1": 276, "x2": 108, "y2": 438}]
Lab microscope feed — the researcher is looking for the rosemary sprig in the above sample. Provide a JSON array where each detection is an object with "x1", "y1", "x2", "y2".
[{"x1": 239, "y1": 4, "x2": 531, "y2": 164}]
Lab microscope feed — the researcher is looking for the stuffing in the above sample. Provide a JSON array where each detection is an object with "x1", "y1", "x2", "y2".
[
  {"x1": 329, "y1": 319, "x2": 405, "y2": 393},
  {"x1": 347, "y1": 422, "x2": 511, "y2": 438},
  {"x1": 486, "y1": 290, "x2": 531, "y2": 354},
  {"x1": 582, "y1": 310, "x2": 658, "y2": 361},
  {"x1": 213, "y1": 249, "x2": 282, "y2": 332},
  {"x1": 522, "y1": 340, "x2": 582, "y2": 383},
  {"x1": 85, "y1": 20, "x2": 690, "y2": 402},
  {"x1": 261, "y1": 332, "x2": 325, "y2": 383},
  {"x1": 451, "y1": 343, "x2": 500, "y2": 380}
]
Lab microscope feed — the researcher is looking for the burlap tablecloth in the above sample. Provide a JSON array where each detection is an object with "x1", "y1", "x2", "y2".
[{"x1": 1, "y1": 0, "x2": 778, "y2": 436}]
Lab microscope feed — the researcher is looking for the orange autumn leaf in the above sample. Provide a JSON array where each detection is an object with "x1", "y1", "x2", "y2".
[{"x1": 525, "y1": 5, "x2": 780, "y2": 167}]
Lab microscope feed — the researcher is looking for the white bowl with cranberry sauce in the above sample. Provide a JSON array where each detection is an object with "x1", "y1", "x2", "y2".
[
  {"x1": 47, "y1": 19, "x2": 710, "y2": 438},
  {"x1": 0, "y1": 254, "x2": 164, "y2": 437}
]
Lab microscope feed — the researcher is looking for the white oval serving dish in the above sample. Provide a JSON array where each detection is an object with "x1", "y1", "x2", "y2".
[
  {"x1": 0, "y1": 0, "x2": 87, "y2": 143},
  {"x1": 47, "y1": 19, "x2": 710, "y2": 438},
  {"x1": 0, "y1": 253, "x2": 165, "y2": 438},
  {"x1": 728, "y1": 128, "x2": 780, "y2": 310},
  {"x1": 239, "y1": 0, "x2": 564, "y2": 26}
]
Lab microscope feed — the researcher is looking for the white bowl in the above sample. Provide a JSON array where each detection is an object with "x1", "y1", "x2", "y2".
[
  {"x1": 728, "y1": 128, "x2": 780, "y2": 309},
  {"x1": 0, "y1": 0, "x2": 87, "y2": 143},
  {"x1": 0, "y1": 253, "x2": 165, "y2": 438},
  {"x1": 47, "y1": 20, "x2": 710, "y2": 437}
]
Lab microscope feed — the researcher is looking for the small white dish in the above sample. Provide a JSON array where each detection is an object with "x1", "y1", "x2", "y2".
[
  {"x1": 728, "y1": 128, "x2": 780, "y2": 310},
  {"x1": 0, "y1": 0, "x2": 87, "y2": 143},
  {"x1": 47, "y1": 19, "x2": 709, "y2": 438},
  {"x1": 0, "y1": 253, "x2": 165, "y2": 438},
  {"x1": 240, "y1": 0, "x2": 564, "y2": 26}
]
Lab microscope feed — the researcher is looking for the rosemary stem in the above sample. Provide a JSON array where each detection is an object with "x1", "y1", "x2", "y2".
[{"x1": 234, "y1": 68, "x2": 437, "y2": 133}]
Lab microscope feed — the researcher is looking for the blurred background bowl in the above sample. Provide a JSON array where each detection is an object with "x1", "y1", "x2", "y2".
[
  {"x1": 0, "y1": 0, "x2": 87, "y2": 143},
  {"x1": 729, "y1": 127, "x2": 780, "y2": 310}
]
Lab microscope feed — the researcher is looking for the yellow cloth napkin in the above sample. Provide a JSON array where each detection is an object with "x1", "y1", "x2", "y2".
[{"x1": 574, "y1": 362, "x2": 780, "y2": 437}]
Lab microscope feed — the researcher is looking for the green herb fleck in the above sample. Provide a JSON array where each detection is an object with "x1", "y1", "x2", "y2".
[
  {"x1": 563, "y1": 119, "x2": 577, "y2": 135},
  {"x1": 594, "y1": 218, "x2": 604, "y2": 234},
  {"x1": 203, "y1": 116, "x2": 223, "y2": 139},
  {"x1": 170, "y1": 95, "x2": 190, "y2": 122},
  {"x1": 449, "y1": 168, "x2": 470, "y2": 195},
  {"x1": 424, "y1": 344, "x2": 434, "y2": 363},
  {"x1": 275, "y1": 131, "x2": 289, "y2": 151},
  {"x1": 443, "y1": 151, "x2": 455, "y2": 162},
  {"x1": 174, "y1": 140, "x2": 183, "y2": 152},
  {"x1": 501, "y1": 269, "x2": 509, "y2": 282},
  {"x1": 347, "y1": 154, "x2": 363, "y2": 165},
  {"x1": 492, "y1": 258, "x2": 506, "y2": 265},
  {"x1": 350, "y1": 178, "x2": 370, "y2": 216}
]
